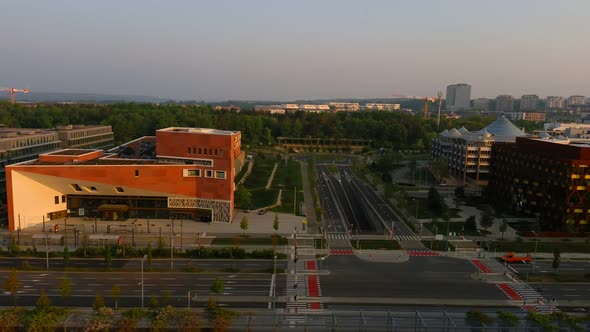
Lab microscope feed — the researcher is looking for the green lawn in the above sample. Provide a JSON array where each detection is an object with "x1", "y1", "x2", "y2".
[
  {"x1": 494, "y1": 240, "x2": 590, "y2": 254},
  {"x1": 271, "y1": 160, "x2": 302, "y2": 189},
  {"x1": 271, "y1": 189, "x2": 304, "y2": 215},
  {"x1": 243, "y1": 156, "x2": 277, "y2": 189},
  {"x1": 351, "y1": 240, "x2": 401, "y2": 250},
  {"x1": 249, "y1": 188, "x2": 279, "y2": 209}
]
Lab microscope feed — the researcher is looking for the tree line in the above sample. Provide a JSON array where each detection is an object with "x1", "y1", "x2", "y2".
[{"x1": 0, "y1": 102, "x2": 503, "y2": 149}]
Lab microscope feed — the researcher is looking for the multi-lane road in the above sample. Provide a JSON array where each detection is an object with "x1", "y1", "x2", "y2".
[{"x1": 0, "y1": 271, "x2": 283, "y2": 308}]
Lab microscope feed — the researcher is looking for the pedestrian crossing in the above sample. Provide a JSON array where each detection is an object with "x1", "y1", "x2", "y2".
[
  {"x1": 325, "y1": 233, "x2": 419, "y2": 241},
  {"x1": 511, "y1": 283, "x2": 543, "y2": 306},
  {"x1": 330, "y1": 249, "x2": 354, "y2": 255},
  {"x1": 407, "y1": 250, "x2": 440, "y2": 257}
]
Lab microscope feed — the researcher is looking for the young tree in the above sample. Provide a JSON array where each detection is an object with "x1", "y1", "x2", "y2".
[
  {"x1": 104, "y1": 245, "x2": 112, "y2": 268},
  {"x1": 93, "y1": 294, "x2": 106, "y2": 310},
  {"x1": 3, "y1": 270, "x2": 21, "y2": 307},
  {"x1": 240, "y1": 216, "x2": 249, "y2": 236},
  {"x1": 427, "y1": 186, "x2": 445, "y2": 216},
  {"x1": 147, "y1": 243, "x2": 153, "y2": 268},
  {"x1": 63, "y1": 246, "x2": 70, "y2": 267},
  {"x1": 499, "y1": 219, "x2": 508, "y2": 240},
  {"x1": 60, "y1": 274, "x2": 72, "y2": 300},
  {"x1": 211, "y1": 277, "x2": 225, "y2": 303},
  {"x1": 36, "y1": 289, "x2": 51, "y2": 310},
  {"x1": 111, "y1": 284, "x2": 121, "y2": 310},
  {"x1": 552, "y1": 248, "x2": 561, "y2": 272},
  {"x1": 149, "y1": 294, "x2": 159, "y2": 309},
  {"x1": 273, "y1": 214, "x2": 280, "y2": 233}
]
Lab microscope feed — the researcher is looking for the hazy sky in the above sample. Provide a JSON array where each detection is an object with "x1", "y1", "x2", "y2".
[{"x1": 1, "y1": 0, "x2": 589, "y2": 101}]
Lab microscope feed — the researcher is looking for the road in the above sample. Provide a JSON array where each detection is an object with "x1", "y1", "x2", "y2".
[
  {"x1": 0, "y1": 257, "x2": 287, "y2": 271},
  {"x1": 0, "y1": 271, "x2": 284, "y2": 309},
  {"x1": 528, "y1": 283, "x2": 590, "y2": 304},
  {"x1": 511, "y1": 260, "x2": 590, "y2": 274},
  {"x1": 320, "y1": 255, "x2": 504, "y2": 300}
]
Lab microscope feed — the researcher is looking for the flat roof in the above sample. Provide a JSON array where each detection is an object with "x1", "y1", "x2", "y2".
[
  {"x1": 158, "y1": 127, "x2": 238, "y2": 136},
  {"x1": 46, "y1": 149, "x2": 94, "y2": 156}
]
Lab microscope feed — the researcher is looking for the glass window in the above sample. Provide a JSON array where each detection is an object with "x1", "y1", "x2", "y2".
[
  {"x1": 54, "y1": 196, "x2": 59, "y2": 204},
  {"x1": 187, "y1": 169, "x2": 201, "y2": 177},
  {"x1": 115, "y1": 187, "x2": 125, "y2": 193},
  {"x1": 216, "y1": 171, "x2": 226, "y2": 179},
  {"x1": 205, "y1": 170, "x2": 213, "y2": 178},
  {"x1": 71, "y1": 184, "x2": 83, "y2": 192}
]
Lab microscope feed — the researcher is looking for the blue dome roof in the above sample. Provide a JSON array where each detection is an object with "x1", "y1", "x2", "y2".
[{"x1": 484, "y1": 116, "x2": 526, "y2": 137}]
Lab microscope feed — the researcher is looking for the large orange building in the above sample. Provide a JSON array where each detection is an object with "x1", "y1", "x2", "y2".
[{"x1": 6, "y1": 127, "x2": 243, "y2": 230}]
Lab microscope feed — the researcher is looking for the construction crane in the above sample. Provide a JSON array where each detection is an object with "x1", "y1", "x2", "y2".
[
  {"x1": 392, "y1": 93, "x2": 438, "y2": 119},
  {"x1": 0, "y1": 88, "x2": 30, "y2": 104}
]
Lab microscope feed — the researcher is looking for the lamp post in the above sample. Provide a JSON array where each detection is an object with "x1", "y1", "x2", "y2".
[
  {"x1": 187, "y1": 290, "x2": 197, "y2": 309},
  {"x1": 141, "y1": 254, "x2": 147, "y2": 308}
]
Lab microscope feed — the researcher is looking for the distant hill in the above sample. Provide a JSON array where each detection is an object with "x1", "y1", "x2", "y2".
[{"x1": 13, "y1": 92, "x2": 168, "y2": 103}]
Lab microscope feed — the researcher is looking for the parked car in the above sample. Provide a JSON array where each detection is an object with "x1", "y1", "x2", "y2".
[{"x1": 258, "y1": 209, "x2": 267, "y2": 215}]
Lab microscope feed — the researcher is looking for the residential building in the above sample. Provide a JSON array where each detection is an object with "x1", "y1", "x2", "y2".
[
  {"x1": 432, "y1": 116, "x2": 526, "y2": 183},
  {"x1": 364, "y1": 103, "x2": 401, "y2": 111},
  {"x1": 472, "y1": 98, "x2": 489, "y2": 111},
  {"x1": 301, "y1": 104, "x2": 330, "y2": 112},
  {"x1": 496, "y1": 95, "x2": 514, "y2": 112},
  {"x1": 488, "y1": 136, "x2": 590, "y2": 232},
  {"x1": 329, "y1": 102, "x2": 360, "y2": 112},
  {"x1": 446, "y1": 84, "x2": 471, "y2": 110},
  {"x1": 504, "y1": 112, "x2": 545, "y2": 123},
  {"x1": 283, "y1": 104, "x2": 300, "y2": 112},
  {"x1": 566, "y1": 95, "x2": 586, "y2": 107},
  {"x1": 520, "y1": 95, "x2": 539, "y2": 111},
  {"x1": 56, "y1": 125, "x2": 114, "y2": 150},
  {"x1": 6, "y1": 127, "x2": 244, "y2": 230},
  {"x1": 546, "y1": 96, "x2": 564, "y2": 109},
  {"x1": 254, "y1": 105, "x2": 286, "y2": 114},
  {"x1": 542, "y1": 122, "x2": 590, "y2": 138}
]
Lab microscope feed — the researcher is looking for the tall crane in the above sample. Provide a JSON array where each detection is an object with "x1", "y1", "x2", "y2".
[
  {"x1": 0, "y1": 88, "x2": 30, "y2": 104},
  {"x1": 392, "y1": 93, "x2": 438, "y2": 119}
]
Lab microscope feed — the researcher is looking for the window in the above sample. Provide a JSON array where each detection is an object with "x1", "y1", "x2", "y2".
[
  {"x1": 188, "y1": 147, "x2": 191, "y2": 154},
  {"x1": 135, "y1": 169, "x2": 139, "y2": 177},
  {"x1": 71, "y1": 184, "x2": 82, "y2": 192},
  {"x1": 205, "y1": 170, "x2": 213, "y2": 178},
  {"x1": 216, "y1": 171, "x2": 226, "y2": 179},
  {"x1": 54, "y1": 196, "x2": 59, "y2": 204},
  {"x1": 115, "y1": 187, "x2": 125, "y2": 193},
  {"x1": 209, "y1": 148, "x2": 212, "y2": 155},
  {"x1": 215, "y1": 149, "x2": 218, "y2": 156},
  {"x1": 193, "y1": 147, "x2": 196, "y2": 154},
  {"x1": 220, "y1": 149, "x2": 223, "y2": 157},
  {"x1": 89, "y1": 186, "x2": 97, "y2": 191},
  {"x1": 199, "y1": 148, "x2": 202, "y2": 154},
  {"x1": 187, "y1": 169, "x2": 201, "y2": 177},
  {"x1": 61, "y1": 195, "x2": 66, "y2": 203}
]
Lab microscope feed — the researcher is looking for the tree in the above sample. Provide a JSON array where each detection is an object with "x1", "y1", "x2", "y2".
[
  {"x1": 3, "y1": 270, "x2": 20, "y2": 306},
  {"x1": 93, "y1": 294, "x2": 106, "y2": 310},
  {"x1": 552, "y1": 248, "x2": 561, "y2": 272},
  {"x1": 499, "y1": 219, "x2": 508, "y2": 240},
  {"x1": 111, "y1": 284, "x2": 121, "y2": 310},
  {"x1": 59, "y1": 274, "x2": 72, "y2": 300},
  {"x1": 464, "y1": 215, "x2": 477, "y2": 233},
  {"x1": 234, "y1": 185, "x2": 252, "y2": 210},
  {"x1": 454, "y1": 186, "x2": 466, "y2": 199},
  {"x1": 63, "y1": 246, "x2": 70, "y2": 267},
  {"x1": 36, "y1": 289, "x2": 51, "y2": 310},
  {"x1": 479, "y1": 211, "x2": 494, "y2": 230},
  {"x1": 149, "y1": 294, "x2": 159, "y2": 309},
  {"x1": 104, "y1": 245, "x2": 112, "y2": 267},
  {"x1": 211, "y1": 277, "x2": 225, "y2": 303},
  {"x1": 240, "y1": 216, "x2": 249, "y2": 236},
  {"x1": 147, "y1": 243, "x2": 153, "y2": 268},
  {"x1": 273, "y1": 214, "x2": 280, "y2": 233},
  {"x1": 427, "y1": 186, "x2": 446, "y2": 216}
]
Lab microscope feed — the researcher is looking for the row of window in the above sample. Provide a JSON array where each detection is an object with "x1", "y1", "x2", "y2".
[
  {"x1": 54, "y1": 195, "x2": 66, "y2": 204},
  {"x1": 71, "y1": 184, "x2": 125, "y2": 193},
  {"x1": 9, "y1": 135, "x2": 58, "y2": 149},
  {"x1": 184, "y1": 169, "x2": 226, "y2": 179},
  {"x1": 187, "y1": 147, "x2": 224, "y2": 157}
]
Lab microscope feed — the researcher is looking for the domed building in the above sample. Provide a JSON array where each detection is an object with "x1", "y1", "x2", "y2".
[{"x1": 432, "y1": 116, "x2": 527, "y2": 184}]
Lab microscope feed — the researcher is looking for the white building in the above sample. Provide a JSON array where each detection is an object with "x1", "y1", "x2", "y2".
[
  {"x1": 496, "y1": 95, "x2": 515, "y2": 112},
  {"x1": 446, "y1": 84, "x2": 471, "y2": 110},
  {"x1": 472, "y1": 98, "x2": 489, "y2": 111},
  {"x1": 432, "y1": 117, "x2": 526, "y2": 183},
  {"x1": 504, "y1": 112, "x2": 545, "y2": 122},
  {"x1": 364, "y1": 103, "x2": 401, "y2": 111},
  {"x1": 329, "y1": 102, "x2": 360, "y2": 112},
  {"x1": 542, "y1": 122, "x2": 590, "y2": 138},
  {"x1": 546, "y1": 96, "x2": 564, "y2": 109},
  {"x1": 566, "y1": 95, "x2": 586, "y2": 107}
]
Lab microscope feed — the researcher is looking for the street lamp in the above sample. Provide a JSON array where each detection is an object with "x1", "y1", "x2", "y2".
[
  {"x1": 187, "y1": 290, "x2": 197, "y2": 308},
  {"x1": 141, "y1": 254, "x2": 147, "y2": 308}
]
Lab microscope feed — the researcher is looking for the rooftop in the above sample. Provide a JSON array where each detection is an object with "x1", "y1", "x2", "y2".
[
  {"x1": 46, "y1": 149, "x2": 94, "y2": 156},
  {"x1": 158, "y1": 127, "x2": 238, "y2": 136}
]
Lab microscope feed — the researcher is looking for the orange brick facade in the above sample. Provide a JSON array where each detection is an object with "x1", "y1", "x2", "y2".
[{"x1": 6, "y1": 128, "x2": 241, "y2": 230}]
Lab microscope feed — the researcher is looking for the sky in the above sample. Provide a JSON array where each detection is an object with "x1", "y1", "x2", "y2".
[{"x1": 1, "y1": 0, "x2": 589, "y2": 101}]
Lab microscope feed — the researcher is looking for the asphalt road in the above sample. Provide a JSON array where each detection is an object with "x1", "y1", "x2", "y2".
[
  {"x1": 0, "y1": 257, "x2": 287, "y2": 271},
  {"x1": 529, "y1": 283, "x2": 590, "y2": 303},
  {"x1": 512, "y1": 260, "x2": 590, "y2": 274},
  {"x1": 0, "y1": 271, "x2": 284, "y2": 308},
  {"x1": 320, "y1": 255, "x2": 505, "y2": 300}
]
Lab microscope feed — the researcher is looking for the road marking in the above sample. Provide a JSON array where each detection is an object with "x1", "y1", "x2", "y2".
[
  {"x1": 161, "y1": 278, "x2": 176, "y2": 280},
  {"x1": 88, "y1": 284, "x2": 103, "y2": 287},
  {"x1": 564, "y1": 295, "x2": 581, "y2": 297},
  {"x1": 169, "y1": 284, "x2": 184, "y2": 287},
  {"x1": 108, "y1": 278, "x2": 124, "y2": 280},
  {"x1": 39, "y1": 274, "x2": 48, "y2": 277},
  {"x1": 83, "y1": 277, "x2": 96, "y2": 280}
]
